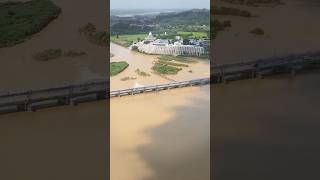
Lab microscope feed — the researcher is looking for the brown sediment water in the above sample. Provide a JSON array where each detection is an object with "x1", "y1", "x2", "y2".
[
  {"x1": 0, "y1": 0, "x2": 107, "y2": 93},
  {"x1": 213, "y1": 0, "x2": 320, "y2": 179},
  {"x1": 110, "y1": 43, "x2": 210, "y2": 91},
  {"x1": 111, "y1": 85, "x2": 210, "y2": 180},
  {"x1": 0, "y1": 0, "x2": 108, "y2": 179},
  {"x1": 213, "y1": 72, "x2": 320, "y2": 179},
  {"x1": 0, "y1": 101, "x2": 108, "y2": 179},
  {"x1": 214, "y1": 0, "x2": 320, "y2": 63}
]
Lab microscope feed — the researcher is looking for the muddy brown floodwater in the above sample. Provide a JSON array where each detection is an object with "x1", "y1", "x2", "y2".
[
  {"x1": 110, "y1": 36, "x2": 210, "y2": 180},
  {"x1": 110, "y1": 43, "x2": 210, "y2": 91},
  {"x1": 0, "y1": 0, "x2": 107, "y2": 93},
  {"x1": 0, "y1": 0, "x2": 108, "y2": 179},
  {"x1": 111, "y1": 86, "x2": 210, "y2": 180},
  {"x1": 213, "y1": 0, "x2": 320, "y2": 179}
]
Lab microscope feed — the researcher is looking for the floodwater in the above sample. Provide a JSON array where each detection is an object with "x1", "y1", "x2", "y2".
[
  {"x1": 110, "y1": 43, "x2": 210, "y2": 90},
  {"x1": 213, "y1": 0, "x2": 320, "y2": 179},
  {"x1": 0, "y1": 101, "x2": 108, "y2": 180},
  {"x1": 111, "y1": 85, "x2": 210, "y2": 180},
  {"x1": 110, "y1": 42, "x2": 211, "y2": 180},
  {"x1": 0, "y1": 0, "x2": 107, "y2": 93},
  {"x1": 0, "y1": 0, "x2": 108, "y2": 179}
]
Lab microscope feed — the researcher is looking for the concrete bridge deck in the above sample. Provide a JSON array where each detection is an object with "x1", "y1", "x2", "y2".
[
  {"x1": 1, "y1": 51, "x2": 320, "y2": 114},
  {"x1": 0, "y1": 78, "x2": 210, "y2": 114}
]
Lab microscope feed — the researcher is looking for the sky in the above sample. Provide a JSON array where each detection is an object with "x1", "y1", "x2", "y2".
[{"x1": 111, "y1": 0, "x2": 210, "y2": 10}]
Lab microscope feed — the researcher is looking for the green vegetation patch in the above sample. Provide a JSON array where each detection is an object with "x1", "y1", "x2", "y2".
[
  {"x1": 250, "y1": 28, "x2": 265, "y2": 35},
  {"x1": 158, "y1": 55, "x2": 198, "y2": 64},
  {"x1": 79, "y1": 23, "x2": 108, "y2": 47},
  {"x1": 121, "y1": 77, "x2": 137, "y2": 81},
  {"x1": 110, "y1": 34, "x2": 146, "y2": 47},
  {"x1": 135, "y1": 68, "x2": 150, "y2": 77},
  {"x1": 211, "y1": 19, "x2": 232, "y2": 38},
  {"x1": 221, "y1": 0, "x2": 284, "y2": 6},
  {"x1": 177, "y1": 31, "x2": 209, "y2": 39},
  {"x1": 212, "y1": 6, "x2": 252, "y2": 17},
  {"x1": 0, "y1": 0, "x2": 62, "y2": 48},
  {"x1": 152, "y1": 63, "x2": 182, "y2": 75},
  {"x1": 158, "y1": 60, "x2": 189, "y2": 67},
  {"x1": 110, "y1": 61, "x2": 129, "y2": 76},
  {"x1": 34, "y1": 49, "x2": 86, "y2": 61}
]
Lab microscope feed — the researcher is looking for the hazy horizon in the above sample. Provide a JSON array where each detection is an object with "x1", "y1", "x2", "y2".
[{"x1": 111, "y1": 0, "x2": 210, "y2": 10}]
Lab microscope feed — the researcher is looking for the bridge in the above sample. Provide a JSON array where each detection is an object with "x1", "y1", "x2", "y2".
[
  {"x1": 110, "y1": 78, "x2": 210, "y2": 97},
  {"x1": 211, "y1": 52, "x2": 320, "y2": 83},
  {"x1": 0, "y1": 78, "x2": 209, "y2": 114},
  {"x1": 1, "y1": 51, "x2": 320, "y2": 115}
]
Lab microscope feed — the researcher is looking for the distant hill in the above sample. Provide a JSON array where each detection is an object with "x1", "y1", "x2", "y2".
[
  {"x1": 110, "y1": 9, "x2": 210, "y2": 35},
  {"x1": 155, "y1": 9, "x2": 210, "y2": 26}
]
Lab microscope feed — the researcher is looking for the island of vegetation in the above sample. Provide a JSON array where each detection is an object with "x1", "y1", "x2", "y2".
[
  {"x1": 152, "y1": 63, "x2": 182, "y2": 75},
  {"x1": 135, "y1": 69, "x2": 150, "y2": 77},
  {"x1": 221, "y1": 0, "x2": 284, "y2": 7},
  {"x1": 250, "y1": 27, "x2": 265, "y2": 35},
  {"x1": 0, "y1": 0, "x2": 61, "y2": 48},
  {"x1": 79, "y1": 23, "x2": 108, "y2": 47},
  {"x1": 212, "y1": 6, "x2": 253, "y2": 17},
  {"x1": 110, "y1": 61, "x2": 129, "y2": 76},
  {"x1": 34, "y1": 49, "x2": 86, "y2": 61}
]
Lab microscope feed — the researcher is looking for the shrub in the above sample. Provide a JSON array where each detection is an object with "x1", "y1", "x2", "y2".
[{"x1": 250, "y1": 28, "x2": 265, "y2": 35}]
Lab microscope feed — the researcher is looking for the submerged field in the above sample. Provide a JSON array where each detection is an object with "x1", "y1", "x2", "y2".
[{"x1": 0, "y1": 0, "x2": 61, "y2": 48}]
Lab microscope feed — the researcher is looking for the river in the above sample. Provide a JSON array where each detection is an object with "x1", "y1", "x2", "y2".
[
  {"x1": 110, "y1": 42, "x2": 210, "y2": 90},
  {"x1": 213, "y1": 0, "x2": 320, "y2": 179},
  {"x1": 110, "y1": 42, "x2": 210, "y2": 180},
  {"x1": 0, "y1": 0, "x2": 108, "y2": 179},
  {"x1": 1, "y1": 0, "x2": 320, "y2": 179}
]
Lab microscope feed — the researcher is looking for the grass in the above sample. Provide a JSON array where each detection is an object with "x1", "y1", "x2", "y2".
[
  {"x1": 152, "y1": 63, "x2": 182, "y2": 75},
  {"x1": 121, "y1": 76, "x2": 137, "y2": 81},
  {"x1": 157, "y1": 55, "x2": 198, "y2": 64},
  {"x1": 177, "y1": 31, "x2": 208, "y2": 39},
  {"x1": 158, "y1": 60, "x2": 189, "y2": 67},
  {"x1": 135, "y1": 69, "x2": 150, "y2": 77},
  {"x1": 0, "y1": 0, "x2": 61, "y2": 48},
  {"x1": 111, "y1": 34, "x2": 147, "y2": 47},
  {"x1": 110, "y1": 61, "x2": 129, "y2": 76}
]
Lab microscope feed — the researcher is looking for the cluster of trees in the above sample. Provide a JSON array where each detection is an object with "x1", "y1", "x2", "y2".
[
  {"x1": 110, "y1": 9, "x2": 210, "y2": 36},
  {"x1": 111, "y1": 22, "x2": 154, "y2": 35},
  {"x1": 250, "y1": 28, "x2": 265, "y2": 35},
  {"x1": 0, "y1": 0, "x2": 61, "y2": 48},
  {"x1": 79, "y1": 23, "x2": 108, "y2": 46},
  {"x1": 221, "y1": 0, "x2": 284, "y2": 6},
  {"x1": 155, "y1": 9, "x2": 210, "y2": 26},
  {"x1": 211, "y1": 19, "x2": 232, "y2": 38},
  {"x1": 34, "y1": 48, "x2": 86, "y2": 61},
  {"x1": 212, "y1": 6, "x2": 252, "y2": 17}
]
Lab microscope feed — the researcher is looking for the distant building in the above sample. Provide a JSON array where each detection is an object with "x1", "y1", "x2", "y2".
[
  {"x1": 131, "y1": 32, "x2": 209, "y2": 57},
  {"x1": 144, "y1": 32, "x2": 156, "y2": 43}
]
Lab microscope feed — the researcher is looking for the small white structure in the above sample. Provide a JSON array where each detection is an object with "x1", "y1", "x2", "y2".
[{"x1": 144, "y1": 32, "x2": 156, "y2": 43}]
